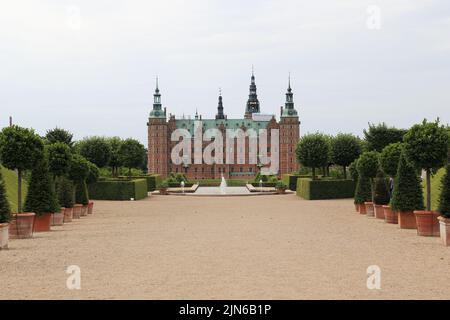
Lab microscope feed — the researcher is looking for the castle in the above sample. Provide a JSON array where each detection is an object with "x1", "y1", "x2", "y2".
[{"x1": 147, "y1": 72, "x2": 300, "y2": 179}]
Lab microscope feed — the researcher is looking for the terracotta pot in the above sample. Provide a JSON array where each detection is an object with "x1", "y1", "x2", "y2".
[
  {"x1": 398, "y1": 211, "x2": 417, "y2": 229},
  {"x1": 358, "y1": 203, "x2": 367, "y2": 215},
  {"x1": 0, "y1": 223, "x2": 9, "y2": 250},
  {"x1": 160, "y1": 188, "x2": 168, "y2": 195},
  {"x1": 276, "y1": 188, "x2": 285, "y2": 194},
  {"x1": 73, "y1": 204, "x2": 83, "y2": 219},
  {"x1": 51, "y1": 209, "x2": 65, "y2": 226},
  {"x1": 88, "y1": 201, "x2": 94, "y2": 214},
  {"x1": 383, "y1": 206, "x2": 398, "y2": 224},
  {"x1": 415, "y1": 210, "x2": 440, "y2": 237},
  {"x1": 33, "y1": 213, "x2": 52, "y2": 232},
  {"x1": 365, "y1": 202, "x2": 374, "y2": 217},
  {"x1": 64, "y1": 207, "x2": 73, "y2": 223},
  {"x1": 9, "y1": 213, "x2": 35, "y2": 239},
  {"x1": 81, "y1": 205, "x2": 88, "y2": 217},
  {"x1": 374, "y1": 204, "x2": 384, "y2": 219},
  {"x1": 354, "y1": 203, "x2": 359, "y2": 212},
  {"x1": 438, "y1": 216, "x2": 450, "y2": 246}
]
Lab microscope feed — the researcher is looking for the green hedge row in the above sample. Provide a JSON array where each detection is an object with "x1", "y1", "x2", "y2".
[
  {"x1": 118, "y1": 174, "x2": 162, "y2": 191},
  {"x1": 282, "y1": 174, "x2": 313, "y2": 191},
  {"x1": 88, "y1": 178, "x2": 148, "y2": 200},
  {"x1": 296, "y1": 178, "x2": 355, "y2": 200}
]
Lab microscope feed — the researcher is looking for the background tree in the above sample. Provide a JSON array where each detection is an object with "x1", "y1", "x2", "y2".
[
  {"x1": 47, "y1": 142, "x2": 72, "y2": 179},
  {"x1": 438, "y1": 164, "x2": 450, "y2": 218},
  {"x1": 118, "y1": 138, "x2": 146, "y2": 176},
  {"x1": 391, "y1": 152, "x2": 425, "y2": 212},
  {"x1": 373, "y1": 170, "x2": 390, "y2": 205},
  {"x1": 45, "y1": 127, "x2": 74, "y2": 147},
  {"x1": 68, "y1": 154, "x2": 90, "y2": 205},
  {"x1": 356, "y1": 151, "x2": 380, "y2": 201},
  {"x1": 24, "y1": 155, "x2": 60, "y2": 215},
  {"x1": 106, "y1": 137, "x2": 123, "y2": 177},
  {"x1": 404, "y1": 119, "x2": 449, "y2": 211},
  {"x1": 76, "y1": 136, "x2": 111, "y2": 168},
  {"x1": 0, "y1": 126, "x2": 44, "y2": 212},
  {"x1": 380, "y1": 142, "x2": 403, "y2": 178},
  {"x1": 331, "y1": 133, "x2": 362, "y2": 179},
  {"x1": 0, "y1": 169, "x2": 11, "y2": 223},
  {"x1": 363, "y1": 123, "x2": 407, "y2": 152},
  {"x1": 295, "y1": 133, "x2": 329, "y2": 180}
]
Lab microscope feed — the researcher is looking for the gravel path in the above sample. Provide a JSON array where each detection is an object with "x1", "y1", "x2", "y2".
[{"x1": 1, "y1": 194, "x2": 449, "y2": 299}]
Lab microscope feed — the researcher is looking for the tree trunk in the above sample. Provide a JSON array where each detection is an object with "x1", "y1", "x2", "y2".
[
  {"x1": 343, "y1": 166, "x2": 347, "y2": 179},
  {"x1": 426, "y1": 168, "x2": 431, "y2": 211},
  {"x1": 17, "y1": 169, "x2": 22, "y2": 213}
]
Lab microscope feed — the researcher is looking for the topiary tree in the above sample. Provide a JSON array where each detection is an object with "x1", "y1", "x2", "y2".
[
  {"x1": 404, "y1": 119, "x2": 449, "y2": 211},
  {"x1": 45, "y1": 127, "x2": 74, "y2": 147},
  {"x1": 47, "y1": 142, "x2": 72, "y2": 179},
  {"x1": 354, "y1": 175, "x2": 372, "y2": 205},
  {"x1": 373, "y1": 170, "x2": 390, "y2": 205},
  {"x1": 331, "y1": 133, "x2": 362, "y2": 179},
  {"x1": 348, "y1": 160, "x2": 359, "y2": 182},
  {"x1": 380, "y1": 142, "x2": 403, "y2": 178},
  {"x1": 118, "y1": 138, "x2": 146, "y2": 176},
  {"x1": 76, "y1": 136, "x2": 111, "y2": 168},
  {"x1": 295, "y1": 133, "x2": 329, "y2": 180},
  {"x1": 68, "y1": 154, "x2": 90, "y2": 205},
  {"x1": 106, "y1": 137, "x2": 123, "y2": 177},
  {"x1": 438, "y1": 164, "x2": 450, "y2": 218},
  {"x1": 0, "y1": 169, "x2": 11, "y2": 223},
  {"x1": 391, "y1": 152, "x2": 425, "y2": 212},
  {"x1": 0, "y1": 126, "x2": 44, "y2": 212},
  {"x1": 23, "y1": 155, "x2": 60, "y2": 215},
  {"x1": 356, "y1": 151, "x2": 380, "y2": 201},
  {"x1": 363, "y1": 122, "x2": 407, "y2": 152},
  {"x1": 57, "y1": 176, "x2": 74, "y2": 209}
]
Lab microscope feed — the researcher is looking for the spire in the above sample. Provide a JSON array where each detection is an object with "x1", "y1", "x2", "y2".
[
  {"x1": 281, "y1": 74, "x2": 298, "y2": 118},
  {"x1": 245, "y1": 67, "x2": 260, "y2": 118},
  {"x1": 149, "y1": 76, "x2": 165, "y2": 118},
  {"x1": 216, "y1": 88, "x2": 225, "y2": 120},
  {"x1": 288, "y1": 72, "x2": 292, "y2": 92}
]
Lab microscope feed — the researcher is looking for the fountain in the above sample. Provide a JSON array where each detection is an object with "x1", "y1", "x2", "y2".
[
  {"x1": 220, "y1": 175, "x2": 227, "y2": 194},
  {"x1": 181, "y1": 181, "x2": 185, "y2": 194},
  {"x1": 259, "y1": 179, "x2": 263, "y2": 193}
]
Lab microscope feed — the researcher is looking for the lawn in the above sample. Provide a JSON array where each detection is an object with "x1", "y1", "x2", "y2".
[{"x1": 0, "y1": 165, "x2": 28, "y2": 213}]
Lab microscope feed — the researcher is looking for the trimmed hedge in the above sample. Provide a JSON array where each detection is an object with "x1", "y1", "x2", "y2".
[
  {"x1": 282, "y1": 174, "x2": 314, "y2": 191},
  {"x1": 296, "y1": 178, "x2": 355, "y2": 200},
  {"x1": 88, "y1": 178, "x2": 148, "y2": 200},
  {"x1": 118, "y1": 174, "x2": 162, "y2": 191}
]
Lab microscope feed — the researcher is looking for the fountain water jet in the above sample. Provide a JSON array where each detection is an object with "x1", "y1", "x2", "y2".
[{"x1": 220, "y1": 175, "x2": 227, "y2": 194}]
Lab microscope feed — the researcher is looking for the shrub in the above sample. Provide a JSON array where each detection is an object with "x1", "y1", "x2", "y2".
[
  {"x1": 373, "y1": 170, "x2": 390, "y2": 205},
  {"x1": 47, "y1": 142, "x2": 72, "y2": 178},
  {"x1": 76, "y1": 136, "x2": 112, "y2": 168},
  {"x1": 118, "y1": 138, "x2": 146, "y2": 175},
  {"x1": 57, "y1": 176, "x2": 74, "y2": 208},
  {"x1": 276, "y1": 180, "x2": 287, "y2": 190},
  {"x1": 75, "y1": 180, "x2": 89, "y2": 205},
  {"x1": 438, "y1": 164, "x2": 450, "y2": 218},
  {"x1": 0, "y1": 169, "x2": 11, "y2": 223},
  {"x1": 296, "y1": 178, "x2": 355, "y2": 200},
  {"x1": 348, "y1": 160, "x2": 358, "y2": 182},
  {"x1": 331, "y1": 133, "x2": 362, "y2": 179},
  {"x1": 354, "y1": 176, "x2": 372, "y2": 204},
  {"x1": 363, "y1": 123, "x2": 407, "y2": 152},
  {"x1": 24, "y1": 155, "x2": 60, "y2": 215},
  {"x1": 45, "y1": 127, "x2": 74, "y2": 147},
  {"x1": 404, "y1": 119, "x2": 449, "y2": 210},
  {"x1": 88, "y1": 178, "x2": 147, "y2": 201},
  {"x1": 380, "y1": 142, "x2": 403, "y2": 178},
  {"x1": 0, "y1": 125, "x2": 44, "y2": 212},
  {"x1": 295, "y1": 133, "x2": 330, "y2": 179},
  {"x1": 159, "y1": 179, "x2": 169, "y2": 189},
  {"x1": 391, "y1": 152, "x2": 425, "y2": 212}
]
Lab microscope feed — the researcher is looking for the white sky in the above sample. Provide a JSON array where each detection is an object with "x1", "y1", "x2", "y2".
[{"x1": 1, "y1": 0, "x2": 449, "y2": 144}]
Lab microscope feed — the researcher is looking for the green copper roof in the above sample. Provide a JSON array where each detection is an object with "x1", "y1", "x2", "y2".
[{"x1": 175, "y1": 118, "x2": 270, "y2": 135}]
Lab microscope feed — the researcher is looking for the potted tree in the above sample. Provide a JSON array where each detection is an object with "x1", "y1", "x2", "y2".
[
  {"x1": 275, "y1": 180, "x2": 287, "y2": 194},
  {"x1": 0, "y1": 169, "x2": 11, "y2": 249},
  {"x1": 348, "y1": 160, "x2": 359, "y2": 211},
  {"x1": 391, "y1": 152, "x2": 425, "y2": 229},
  {"x1": 24, "y1": 155, "x2": 60, "y2": 232},
  {"x1": 68, "y1": 154, "x2": 90, "y2": 219},
  {"x1": 404, "y1": 119, "x2": 449, "y2": 236},
  {"x1": 86, "y1": 161, "x2": 99, "y2": 214},
  {"x1": 47, "y1": 142, "x2": 72, "y2": 226},
  {"x1": 380, "y1": 142, "x2": 403, "y2": 223},
  {"x1": 354, "y1": 175, "x2": 372, "y2": 215},
  {"x1": 0, "y1": 126, "x2": 43, "y2": 239},
  {"x1": 356, "y1": 151, "x2": 379, "y2": 217},
  {"x1": 159, "y1": 179, "x2": 169, "y2": 195},
  {"x1": 438, "y1": 164, "x2": 450, "y2": 246},
  {"x1": 373, "y1": 170, "x2": 390, "y2": 219},
  {"x1": 58, "y1": 176, "x2": 74, "y2": 223}
]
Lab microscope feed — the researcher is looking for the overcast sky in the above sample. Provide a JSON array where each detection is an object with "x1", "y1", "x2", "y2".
[{"x1": 1, "y1": 0, "x2": 449, "y2": 145}]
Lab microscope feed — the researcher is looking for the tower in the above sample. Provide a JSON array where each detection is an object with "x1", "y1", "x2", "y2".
[
  {"x1": 147, "y1": 77, "x2": 169, "y2": 176},
  {"x1": 279, "y1": 75, "x2": 300, "y2": 175},
  {"x1": 215, "y1": 89, "x2": 226, "y2": 120},
  {"x1": 244, "y1": 67, "x2": 260, "y2": 119}
]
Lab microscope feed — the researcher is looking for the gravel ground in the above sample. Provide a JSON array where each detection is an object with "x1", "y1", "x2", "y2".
[{"x1": 1, "y1": 194, "x2": 449, "y2": 300}]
